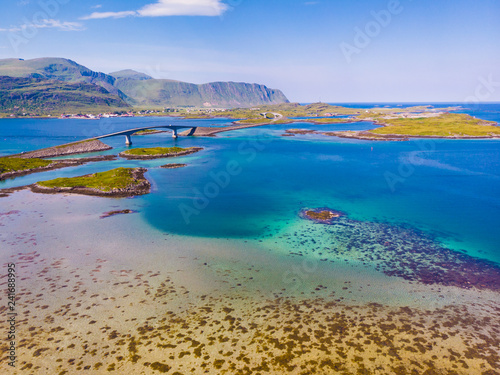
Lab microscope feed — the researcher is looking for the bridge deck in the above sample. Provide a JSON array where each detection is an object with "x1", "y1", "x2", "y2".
[{"x1": 94, "y1": 125, "x2": 194, "y2": 139}]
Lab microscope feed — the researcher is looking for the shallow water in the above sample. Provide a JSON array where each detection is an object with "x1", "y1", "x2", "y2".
[{"x1": 1, "y1": 103, "x2": 499, "y2": 373}]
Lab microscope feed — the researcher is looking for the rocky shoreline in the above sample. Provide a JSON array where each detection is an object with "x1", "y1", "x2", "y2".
[
  {"x1": 326, "y1": 130, "x2": 500, "y2": 141},
  {"x1": 282, "y1": 129, "x2": 410, "y2": 141},
  {"x1": 12, "y1": 139, "x2": 112, "y2": 159},
  {"x1": 0, "y1": 155, "x2": 117, "y2": 181},
  {"x1": 119, "y1": 147, "x2": 203, "y2": 160},
  {"x1": 322, "y1": 130, "x2": 410, "y2": 141}
]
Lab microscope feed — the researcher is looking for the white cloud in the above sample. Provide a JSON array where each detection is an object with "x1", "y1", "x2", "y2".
[
  {"x1": 82, "y1": 11, "x2": 137, "y2": 20},
  {"x1": 91, "y1": 4, "x2": 103, "y2": 9},
  {"x1": 0, "y1": 19, "x2": 85, "y2": 32},
  {"x1": 36, "y1": 19, "x2": 85, "y2": 31},
  {"x1": 81, "y1": 0, "x2": 228, "y2": 20},
  {"x1": 138, "y1": 0, "x2": 228, "y2": 17}
]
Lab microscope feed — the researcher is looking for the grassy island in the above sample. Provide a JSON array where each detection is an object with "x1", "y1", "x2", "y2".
[
  {"x1": 124, "y1": 147, "x2": 185, "y2": 156},
  {"x1": 369, "y1": 113, "x2": 500, "y2": 137},
  {"x1": 33, "y1": 167, "x2": 150, "y2": 197},
  {"x1": 119, "y1": 147, "x2": 202, "y2": 160},
  {"x1": 0, "y1": 157, "x2": 52, "y2": 174},
  {"x1": 320, "y1": 113, "x2": 500, "y2": 141},
  {"x1": 0, "y1": 155, "x2": 117, "y2": 180}
]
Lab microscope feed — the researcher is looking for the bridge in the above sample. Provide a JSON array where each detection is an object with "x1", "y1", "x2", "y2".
[{"x1": 94, "y1": 125, "x2": 195, "y2": 145}]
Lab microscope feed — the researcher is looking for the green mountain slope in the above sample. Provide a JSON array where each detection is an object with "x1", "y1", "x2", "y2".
[
  {"x1": 0, "y1": 76, "x2": 130, "y2": 115},
  {"x1": 0, "y1": 58, "x2": 121, "y2": 96}
]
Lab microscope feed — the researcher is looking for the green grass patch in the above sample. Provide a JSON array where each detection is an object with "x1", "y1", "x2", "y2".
[
  {"x1": 0, "y1": 157, "x2": 52, "y2": 173},
  {"x1": 122, "y1": 147, "x2": 187, "y2": 156},
  {"x1": 236, "y1": 118, "x2": 272, "y2": 125},
  {"x1": 370, "y1": 113, "x2": 500, "y2": 137},
  {"x1": 37, "y1": 168, "x2": 140, "y2": 192},
  {"x1": 307, "y1": 118, "x2": 351, "y2": 124}
]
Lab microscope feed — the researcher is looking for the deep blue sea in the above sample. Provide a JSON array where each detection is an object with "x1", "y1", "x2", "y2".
[{"x1": 1, "y1": 103, "x2": 499, "y2": 265}]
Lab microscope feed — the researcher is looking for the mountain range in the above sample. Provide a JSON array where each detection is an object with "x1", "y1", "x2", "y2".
[{"x1": 0, "y1": 58, "x2": 289, "y2": 114}]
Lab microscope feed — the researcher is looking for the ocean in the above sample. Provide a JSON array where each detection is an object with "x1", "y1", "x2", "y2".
[
  {"x1": 2, "y1": 103, "x2": 499, "y2": 264},
  {"x1": 1, "y1": 103, "x2": 499, "y2": 374}
]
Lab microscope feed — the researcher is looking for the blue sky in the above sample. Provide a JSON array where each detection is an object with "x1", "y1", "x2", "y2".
[{"x1": 0, "y1": 0, "x2": 499, "y2": 102}]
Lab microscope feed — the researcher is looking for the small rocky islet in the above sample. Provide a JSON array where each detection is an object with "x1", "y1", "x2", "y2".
[
  {"x1": 160, "y1": 163, "x2": 187, "y2": 169},
  {"x1": 300, "y1": 207, "x2": 345, "y2": 224},
  {"x1": 100, "y1": 209, "x2": 136, "y2": 219}
]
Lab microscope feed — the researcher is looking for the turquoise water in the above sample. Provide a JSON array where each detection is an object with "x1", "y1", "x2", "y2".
[{"x1": 1, "y1": 104, "x2": 499, "y2": 265}]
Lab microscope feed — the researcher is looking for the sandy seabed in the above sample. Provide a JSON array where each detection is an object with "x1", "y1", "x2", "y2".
[{"x1": 0, "y1": 191, "x2": 499, "y2": 374}]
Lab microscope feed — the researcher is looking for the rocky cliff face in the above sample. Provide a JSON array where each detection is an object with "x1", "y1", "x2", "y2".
[
  {"x1": 198, "y1": 82, "x2": 289, "y2": 107},
  {"x1": 114, "y1": 77, "x2": 289, "y2": 108}
]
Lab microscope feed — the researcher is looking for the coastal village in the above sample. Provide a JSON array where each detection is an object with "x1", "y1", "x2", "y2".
[{"x1": 59, "y1": 107, "x2": 229, "y2": 120}]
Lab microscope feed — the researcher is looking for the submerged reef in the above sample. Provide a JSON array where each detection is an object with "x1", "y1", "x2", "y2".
[{"x1": 294, "y1": 212, "x2": 500, "y2": 292}]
